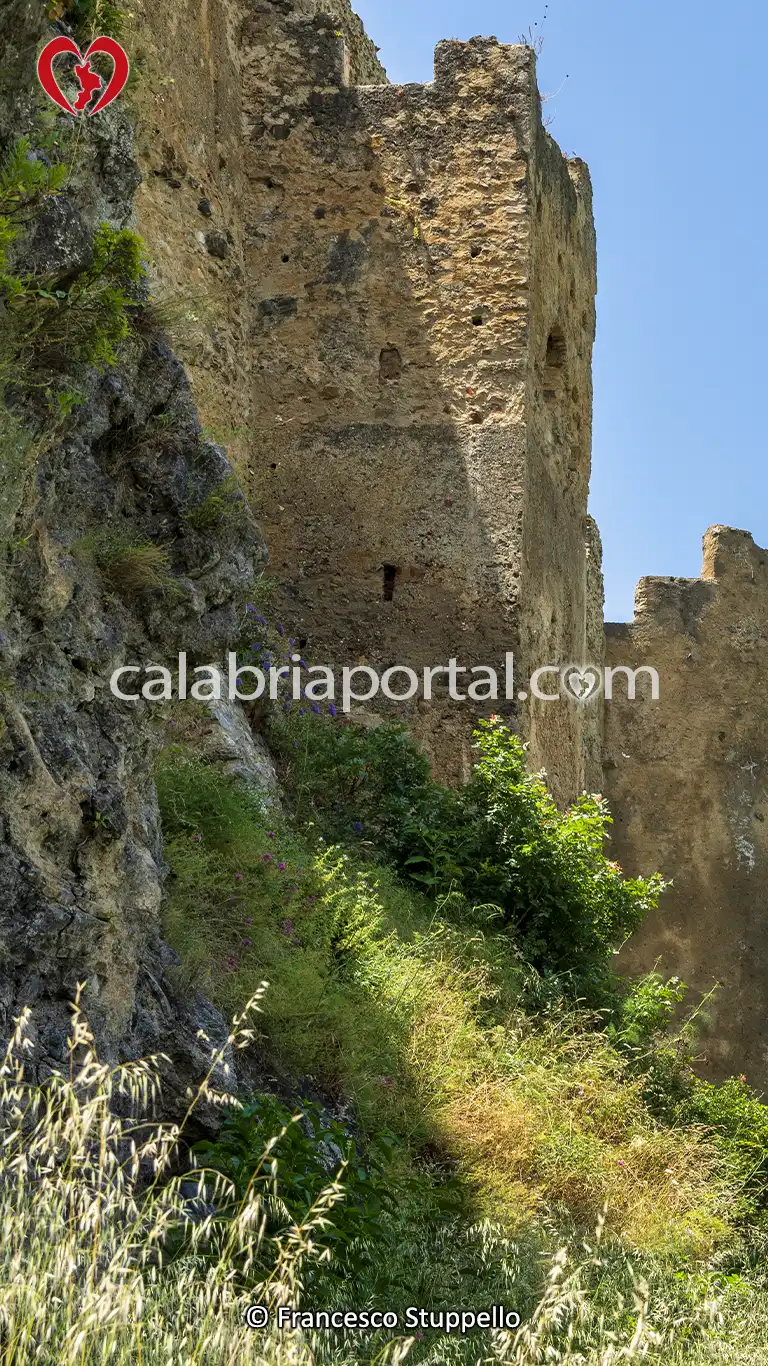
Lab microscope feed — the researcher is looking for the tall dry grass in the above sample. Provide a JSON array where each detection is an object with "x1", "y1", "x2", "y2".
[{"x1": 0, "y1": 989, "x2": 746, "y2": 1366}]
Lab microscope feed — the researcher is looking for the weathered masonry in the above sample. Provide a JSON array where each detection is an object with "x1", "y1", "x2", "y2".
[
  {"x1": 128, "y1": 0, "x2": 768, "y2": 1089},
  {"x1": 242, "y1": 23, "x2": 602, "y2": 799}
]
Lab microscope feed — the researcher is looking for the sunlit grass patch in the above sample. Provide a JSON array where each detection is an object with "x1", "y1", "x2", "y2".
[{"x1": 156, "y1": 755, "x2": 731, "y2": 1257}]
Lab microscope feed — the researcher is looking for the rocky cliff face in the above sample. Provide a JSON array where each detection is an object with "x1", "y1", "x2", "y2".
[{"x1": 0, "y1": 0, "x2": 267, "y2": 1103}]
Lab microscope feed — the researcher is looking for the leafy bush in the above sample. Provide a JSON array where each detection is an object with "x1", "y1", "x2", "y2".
[
  {"x1": 269, "y1": 709, "x2": 432, "y2": 855},
  {"x1": 453, "y1": 721, "x2": 665, "y2": 980},
  {"x1": 270, "y1": 712, "x2": 665, "y2": 998}
]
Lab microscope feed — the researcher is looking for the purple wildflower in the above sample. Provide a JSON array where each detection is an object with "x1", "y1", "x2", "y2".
[
  {"x1": 277, "y1": 623, "x2": 285, "y2": 635},
  {"x1": 311, "y1": 703, "x2": 321, "y2": 714},
  {"x1": 352, "y1": 820, "x2": 363, "y2": 834},
  {"x1": 242, "y1": 938, "x2": 252, "y2": 947},
  {"x1": 328, "y1": 704, "x2": 337, "y2": 717},
  {"x1": 262, "y1": 853, "x2": 272, "y2": 863},
  {"x1": 268, "y1": 831, "x2": 275, "y2": 839},
  {"x1": 234, "y1": 873, "x2": 243, "y2": 882},
  {"x1": 191, "y1": 834, "x2": 202, "y2": 843},
  {"x1": 280, "y1": 918, "x2": 295, "y2": 937},
  {"x1": 278, "y1": 861, "x2": 287, "y2": 871}
]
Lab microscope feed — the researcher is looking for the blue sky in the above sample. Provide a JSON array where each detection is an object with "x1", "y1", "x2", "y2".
[{"x1": 353, "y1": 0, "x2": 766, "y2": 621}]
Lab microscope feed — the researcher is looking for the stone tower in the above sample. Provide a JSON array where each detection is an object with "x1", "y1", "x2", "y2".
[{"x1": 242, "y1": 23, "x2": 602, "y2": 800}]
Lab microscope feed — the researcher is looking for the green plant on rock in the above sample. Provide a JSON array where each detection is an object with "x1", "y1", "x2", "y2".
[
  {"x1": 0, "y1": 136, "x2": 69, "y2": 318},
  {"x1": 21, "y1": 222, "x2": 147, "y2": 373},
  {"x1": 184, "y1": 474, "x2": 246, "y2": 531},
  {"x1": 0, "y1": 133, "x2": 148, "y2": 381},
  {"x1": 50, "y1": 0, "x2": 126, "y2": 40},
  {"x1": 73, "y1": 529, "x2": 173, "y2": 597}
]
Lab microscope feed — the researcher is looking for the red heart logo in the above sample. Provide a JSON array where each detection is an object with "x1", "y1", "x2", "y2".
[{"x1": 37, "y1": 35, "x2": 130, "y2": 117}]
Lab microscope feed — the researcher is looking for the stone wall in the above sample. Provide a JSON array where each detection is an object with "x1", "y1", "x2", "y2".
[
  {"x1": 238, "y1": 24, "x2": 600, "y2": 799},
  {"x1": 604, "y1": 527, "x2": 768, "y2": 1084},
  {"x1": 126, "y1": 0, "x2": 385, "y2": 474}
]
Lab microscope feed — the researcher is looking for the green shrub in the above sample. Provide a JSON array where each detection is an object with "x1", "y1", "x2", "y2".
[
  {"x1": 677, "y1": 1076, "x2": 768, "y2": 1219},
  {"x1": 193, "y1": 1094, "x2": 398, "y2": 1282},
  {"x1": 268, "y1": 708, "x2": 432, "y2": 855},
  {"x1": 56, "y1": 0, "x2": 126, "y2": 39},
  {"x1": 269, "y1": 712, "x2": 665, "y2": 1000}
]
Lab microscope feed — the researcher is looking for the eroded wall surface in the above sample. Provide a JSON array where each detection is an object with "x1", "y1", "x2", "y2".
[
  {"x1": 99, "y1": 2, "x2": 768, "y2": 1081},
  {"x1": 604, "y1": 527, "x2": 768, "y2": 1085},
  {"x1": 237, "y1": 22, "x2": 600, "y2": 797}
]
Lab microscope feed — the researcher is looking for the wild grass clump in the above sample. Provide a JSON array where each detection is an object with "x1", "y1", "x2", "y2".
[
  {"x1": 185, "y1": 473, "x2": 247, "y2": 530},
  {"x1": 3, "y1": 220, "x2": 147, "y2": 381},
  {"x1": 73, "y1": 528, "x2": 174, "y2": 596},
  {"x1": 3, "y1": 991, "x2": 764, "y2": 1366},
  {"x1": 0, "y1": 987, "x2": 341, "y2": 1365}
]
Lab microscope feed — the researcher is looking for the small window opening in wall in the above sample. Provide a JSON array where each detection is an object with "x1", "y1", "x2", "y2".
[
  {"x1": 545, "y1": 330, "x2": 567, "y2": 368},
  {"x1": 281, "y1": 253, "x2": 290, "y2": 262},
  {"x1": 543, "y1": 328, "x2": 567, "y2": 403},
  {"x1": 470, "y1": 244, "x2": 482, "y2": 258},
  {"x1": 379, "y1": 345, "x2": 403, "y2": 381},
  {"x1": 471, "y1": 312, "x2": 485, "y2": 326},
  {"x1": 382, "y1": 564, "x2": 398, "y2": 601}
]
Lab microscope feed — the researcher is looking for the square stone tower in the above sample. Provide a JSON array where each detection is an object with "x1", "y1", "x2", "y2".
[{"x1": 243, "y1": 23, "x2": 601, "y2": 800}]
